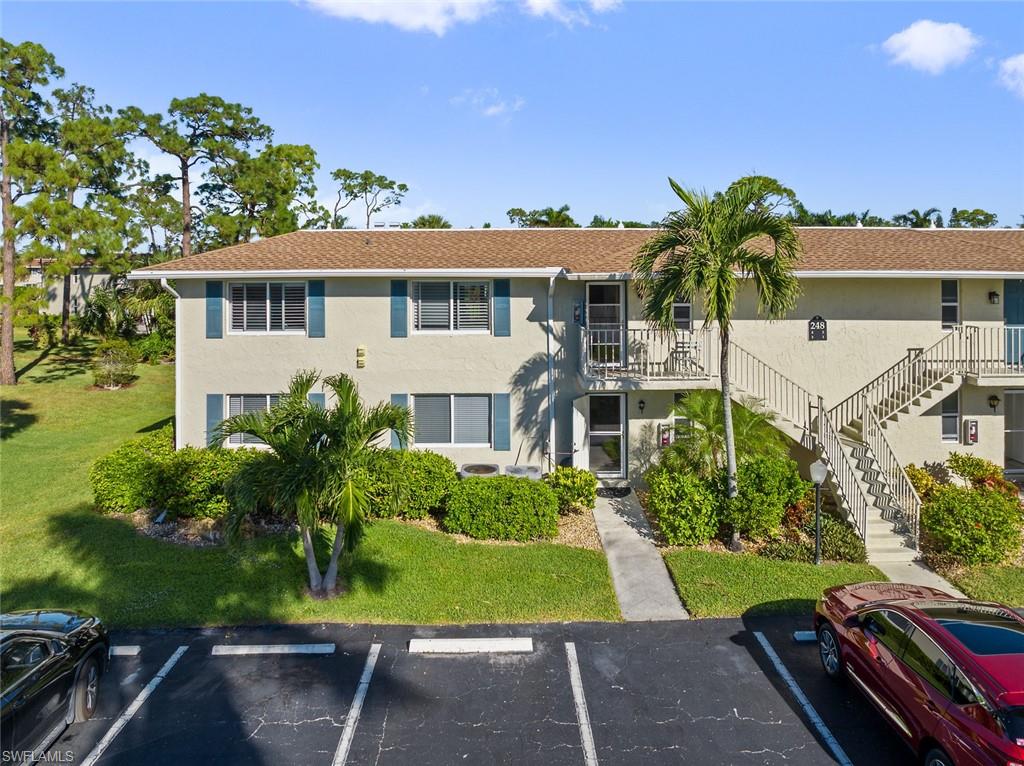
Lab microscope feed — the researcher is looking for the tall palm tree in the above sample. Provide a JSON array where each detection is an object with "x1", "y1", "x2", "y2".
[
  {"x1": 633, "y1": 176, "x2": 801, "y2": 546},
  {"x1": 661, "y1": 390, "x2": 788, "y2": 478},
  {"x1": 892, "y1": 207, "x2": 942, "y2": 228},
  {"x1": 215, "y1": 370, "x2": 411, "y2": 596}
]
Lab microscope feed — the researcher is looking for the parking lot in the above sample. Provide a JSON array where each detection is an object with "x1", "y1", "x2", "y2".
[{"x1": 52, "y1": 618, "x2": 911, "y2": 765}]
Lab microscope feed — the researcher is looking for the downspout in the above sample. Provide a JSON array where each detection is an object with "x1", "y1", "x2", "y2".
[
  {"x1": 546, "y1": 275, "x2": 557, "y2": 472},
  {"x1": 159, "y1": 278, "x2": 182, "y2": 450}
]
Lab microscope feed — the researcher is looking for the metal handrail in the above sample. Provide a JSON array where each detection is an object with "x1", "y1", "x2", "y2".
[
  {"x1": 727, "y1": 341, "x2": 813, "y2": 433},
  {"x1": 816, "y1": 397, "x2": 870, "y2": 540},
  {"x1": 830, "y1": 325, "x2": 974, "y2": 430},
  {"x1": 862, "y1": 400, "x2": 921, "y2": 546},
  {"x1": 580, "y1": 326, "x2": 714, "y2": 380}
]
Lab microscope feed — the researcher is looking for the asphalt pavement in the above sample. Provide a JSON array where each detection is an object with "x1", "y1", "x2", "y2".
[{"x1": 50, "y1": 617, "x2": 913, "y2": 765}]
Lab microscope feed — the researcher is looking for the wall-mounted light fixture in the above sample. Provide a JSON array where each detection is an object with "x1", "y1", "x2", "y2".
[
  {"x1": 989, "y1": 394, "x2": 1001, "y2": 412},
  {"x1": 989, "y1": 291, "x2": 1001, "y2": 305},
  {"x1": 638, "y1": 399, "x2": 646, "y2": 414}
]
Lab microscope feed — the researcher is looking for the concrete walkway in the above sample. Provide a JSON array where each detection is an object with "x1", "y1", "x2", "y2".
[
  {"x1": 872, "y1": 559, "x2": 967, "y2": 598},
  {"x1": 592, "y1": 491, "x2": 689, "y2": 621}
]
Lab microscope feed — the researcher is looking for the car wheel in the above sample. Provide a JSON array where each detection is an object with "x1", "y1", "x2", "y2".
[
  {"x1": 73, "y1": 657, "x2": 100, "y2": 722},
  {"x1": 817, "y1": 623, "x2": 844, "y2": 679},
  {"x1": 923, "y1": 748, "x2": 954, "y2": 766}
]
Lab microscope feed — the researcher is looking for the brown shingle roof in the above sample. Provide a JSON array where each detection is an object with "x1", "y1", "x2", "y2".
[{"x1": 134, "y1": 227, "x2": 1024, "y2": 276}]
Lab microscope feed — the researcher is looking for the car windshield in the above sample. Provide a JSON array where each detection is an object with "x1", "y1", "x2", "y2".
[
  {"x1": 914, "y1": 603, "x2": 1024, "y2": 656},
  {"x1": 1000, "y1": 707, "x2": 1024, "y2": 746}
]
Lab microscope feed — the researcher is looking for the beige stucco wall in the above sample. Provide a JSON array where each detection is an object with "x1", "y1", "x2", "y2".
[{"x1": 175, "y1": 274, "x2": 1012, "y2": 478}]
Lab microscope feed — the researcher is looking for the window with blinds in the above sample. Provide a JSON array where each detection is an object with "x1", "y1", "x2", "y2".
[
  {"x1": 412, "y1": 281, "x2": 490, "y2": 332},
  {"x1": 229, "y1": 282, "x2": 306, "y2": 332},
  {"x1": 413, "y1": 394, "x2": 491, "y2": 445},
  {"x1": 227, "y1": 394, "x2": 281, "y2": 445}
]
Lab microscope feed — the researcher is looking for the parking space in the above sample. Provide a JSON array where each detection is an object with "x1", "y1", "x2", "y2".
[{"x1": 47, "y1": 620, "x2": 913, "y2": 766}]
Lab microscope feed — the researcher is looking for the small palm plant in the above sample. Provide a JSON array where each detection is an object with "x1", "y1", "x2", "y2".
[
  {"x1": 215, "y1": 370, "x2": 411, "y2": 597},
  {"x1": 661, "y1": 390, "x2": 788, "y2": 478}
]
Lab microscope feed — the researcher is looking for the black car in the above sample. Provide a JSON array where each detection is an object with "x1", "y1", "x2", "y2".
[{"x1": 1, "y1": 610, "x2": 109, "y2": 760}]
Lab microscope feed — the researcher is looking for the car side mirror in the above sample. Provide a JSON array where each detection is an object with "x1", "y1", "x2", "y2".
[
  {"x1": 49, "y1": 639, "x2": 69, "y2": 657},
  {"x1": 843, "y1": 614, "x2": 860, "y2": 629}
]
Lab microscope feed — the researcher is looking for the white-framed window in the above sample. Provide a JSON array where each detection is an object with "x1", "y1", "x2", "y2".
[
  {"x1": 412, "y1": 281, "x2": 491, "y2": 333},
  {"x1": 941, "y1": 391, "x2": 959, "y2": 442},
  {"x1": 413, "y1": 394, "x2": 491, "y2": 446},
  {"x1": 227, "y1": 394, "x2": 281, "y2": 445},
  {"x1": 229, "y1": 282, "x2": 306, "y2": 333},
  {"x1": 673, "y1": 296, "x2": 692, "y2": 331},
  {"x1": 941, "y1": 280, "x2": 959, "y2": 329}
]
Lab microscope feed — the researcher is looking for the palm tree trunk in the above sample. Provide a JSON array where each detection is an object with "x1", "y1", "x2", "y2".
[
  {"x1": 322, "y1": 523, "x2": 346, "y2": 594},
  {"x1": 720, "y1": 328, "x2": 742, "y2": 552},
  {"x1": 300, "y1": 525, "x2": 324, "y2": 593}
]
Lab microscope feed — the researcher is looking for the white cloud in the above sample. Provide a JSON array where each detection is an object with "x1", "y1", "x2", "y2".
[
  {"x1": 998, "y1": 53, "x2": 1024, "y2": 99},
  {"x1": 303, "y1": 0, "x2": 619, "y2": 35},
  {"x1": 302, "y1": 0, "x2": 494, "y2": 36},
  {"x1": 882, "y1": 20, "x2": 980, "y2": 75},
  {"x1": 450, "y1": 88, "x2": 525, "y2": 118}
]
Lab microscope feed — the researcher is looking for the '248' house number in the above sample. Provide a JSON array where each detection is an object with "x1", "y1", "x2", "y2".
[{"x1": 808, "y1": 316, "x2": 827, "y2": 341}]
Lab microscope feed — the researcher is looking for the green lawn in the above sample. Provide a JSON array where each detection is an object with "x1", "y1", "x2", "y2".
[
  {"x1": 949, "y1": 564, "x2": 1024, "y2": 606},
  {"x1": 1, "y1": 337, "x2": 619, "y2": 627},
  {"x1": 663, "y1": 548, "x2": 887, "y2": 618}
]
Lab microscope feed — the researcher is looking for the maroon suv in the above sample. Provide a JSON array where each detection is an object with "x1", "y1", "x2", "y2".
[{"x1": 814, "y1": 582, "x2": 1024, "y2": 766}]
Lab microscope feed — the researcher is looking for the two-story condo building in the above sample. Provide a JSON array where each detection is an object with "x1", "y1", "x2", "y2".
[{"x1": 131, "y1": 226, "x2": 1024, "y2": 561}]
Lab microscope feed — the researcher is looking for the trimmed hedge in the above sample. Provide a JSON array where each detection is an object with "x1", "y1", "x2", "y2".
[
  {"x1": 365, "y1": 449, "x2": 459, "y2": 519},
  {"x1": 646, "y1": 468, "x2": 719, "y2": 545},
  {"x1": 921, "y1": 484, "x2": 1023, "y2": 566},
  {"x1": 544, "y1": 466, "x2": 597, "y2": 515},
  {"x1": 723, "y1": 457, "x2": 810, "y2": 542},
  {"x1": 442, "y1": 476, "x2": 559, "y2": 541},
  {"x1": 760, "y1": 513, "x2": 868, "y2": 564},
  {"x1": 90, "y1": 427, "x2": 261, "y2": 519},
  {"x1": 89, "y1": 426, "x2": 175, "y2": 514}
]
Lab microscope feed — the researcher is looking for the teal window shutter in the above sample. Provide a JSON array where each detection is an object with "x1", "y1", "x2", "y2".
[
  {"x1": 493, "y1": 279, "x2": 510, "y2": 337},
  {"x1": 391, "y1": 393, "x2": 408, "y2": 448},
  {"x1": 493, "y1": 393, "x2": 510, "y2": 451},
  {"x1": 308, "y1": 280, "x2": 325, "y2": 337},
  {"x1": 308, "y1": 392, "x2": 326, "y2": 409},
  {"x1": 206, "y1": 281, "x2": 223, "y2": 339},
  {"x1": 206, "y1": 394, "x2": 223, "y2": 447},
  {"x1": 391, "y1": 280, "x2": 408, "y2": 338}
]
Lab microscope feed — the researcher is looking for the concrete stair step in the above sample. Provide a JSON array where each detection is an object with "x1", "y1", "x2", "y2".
[{"x1": 868, "y1": 551, "x2": 920, "y2": 564}]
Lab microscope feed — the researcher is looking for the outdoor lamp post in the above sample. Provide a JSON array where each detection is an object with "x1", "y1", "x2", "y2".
[{"x1": 809, "y1": 459, "x2": 828, "y2": 566}]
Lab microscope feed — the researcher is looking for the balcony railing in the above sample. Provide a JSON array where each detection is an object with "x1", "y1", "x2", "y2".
[
  {"x1": 971, "y1": 325, "x2": 1024, "y2": 377},
  {"x1": 580, "y1": 326, "x2": 714, "y2": 381}
]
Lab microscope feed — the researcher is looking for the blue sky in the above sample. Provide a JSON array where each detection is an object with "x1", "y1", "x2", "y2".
[{"x1": 5, "y1": 1, "x2": 1024, "y2": 227}]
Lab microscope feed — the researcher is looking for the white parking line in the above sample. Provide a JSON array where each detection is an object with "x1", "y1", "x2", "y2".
[
  {"x1": 108, "y1": 645, "x2": 141, "y2": 657},
  {"x1": 407, "y1": 637, "x2": 533, "y2": 654},
  {"x1": 211, "y1": 643, "x2": 335, "y2": 656},
  {"x1": 565, "y1": 642, "x2": 599, "y2": 766},
  {"x1": 332, "y1": 643, "x2": 381, "y2": 766},
  {"x1": 753, "y1": 632, "x2": 853, "y2": 766},
  {"x1": 81, "y1": 645, "x2": 188, "y2": 766}
]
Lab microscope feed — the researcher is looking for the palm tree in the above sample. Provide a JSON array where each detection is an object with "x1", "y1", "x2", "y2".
[
  {"x1": 215, "y1": 370, "x2": 411, "y2": 596},
  {"x1": 633, "y1": 176, "x2": 801, "y2": 548},
  {"x1": 892, "y1": 207, "x2": 942, "y2": 228},
  {"x1": 409, "y1": 213, "x2": 452, "y2": 229},
  {"x1": 661, "y1": 390, "x2": 788, "y2": 478}
]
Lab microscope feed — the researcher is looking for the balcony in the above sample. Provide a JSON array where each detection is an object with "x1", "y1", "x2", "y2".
[
  {"x1": 579, "y1": 326, "x2": 716, "y2": 385},
  {"x1": 968, "y1": 325, "x2": 1024, "y2": 381}
]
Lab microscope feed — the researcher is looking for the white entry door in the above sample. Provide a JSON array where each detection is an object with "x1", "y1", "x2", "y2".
[{"x1": 588, "y1": 393, "x2": 625, "y2": 478}]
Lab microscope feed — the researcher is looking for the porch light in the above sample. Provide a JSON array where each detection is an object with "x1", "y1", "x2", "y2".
[
  {"x1": 809, "y1": 460, "x2": 828, "y2": 485},
  {"x1": 637, "y1": 399, "x2": 646, "y2": 414},
  {"x1": 989, "y1": 291, "x2": 1000, "y2": 305},
  {"x1": 989, "y1": 394, "x2": 1001, "y2": 412}
]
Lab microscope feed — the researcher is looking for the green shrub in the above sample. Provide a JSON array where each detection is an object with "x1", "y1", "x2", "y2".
[
  {"x1": 803, "y1": 513, "x2": 868, "y2": 564},
  {"x1": 645, "y1": 468, "x2": 720, "y2": 546},
  {"x1": 155, "y1": 447, "x2": 261, "y2": 519},
  {"x1": 89, "y1": 426, "x2": 175, "y2": 513},
  {"x1": 946, "y1": 452, "x2": 1019, "y2": 499},
  {"x1": 921, "y1": 484, "x2": 1023, "y2": 565},
  {"x1": 723, "y1": 456, "x2": 810, "y2": 541},
  {"x1": 759, "y1": 539, "x2": 814, "y2": 563},
  {"x1": 92, "y1": 339, "x2": 139, "y2": 388},
  {"x1": 442, "y1": 476, "x2": 558, "y2": 541},
  {"x1": 544, "y1": 466, "x2": 597, "y2": 514},
  {"x1": 905, "y1": 463, "x2": 937, "y2": 500},
  {"x1": 365, "y1": 449, "x2": 458, "y2": 519},
  {"x1": 135, "y1": 333, "x2": 174, "y2": 364}
]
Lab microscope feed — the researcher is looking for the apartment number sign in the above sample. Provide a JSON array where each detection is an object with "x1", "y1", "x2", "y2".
[{"x1": 808, "y1": 316, "x2": 827, "y2": 341}]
